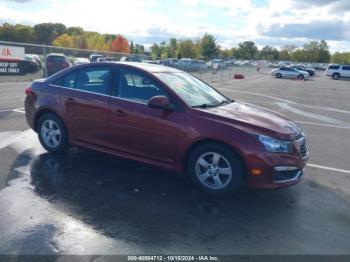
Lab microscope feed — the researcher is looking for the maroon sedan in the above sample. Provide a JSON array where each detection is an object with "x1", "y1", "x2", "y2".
[{"x1": 25, "y1": 62, "x2": 308, "y2": 195}]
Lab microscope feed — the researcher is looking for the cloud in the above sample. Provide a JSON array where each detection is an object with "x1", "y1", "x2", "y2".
[
  {"x1": 7, "y1": 0, "x2": 32, "y2": 2},
  {"x1": 258, "y1": 20, "x2": 350, "y2": 41},
  {"x1": 291, "y1": 0, "x2": 350, "y2": 13}
]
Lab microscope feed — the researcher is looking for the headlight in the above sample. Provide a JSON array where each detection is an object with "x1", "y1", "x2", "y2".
[{"x1": 256, "y1": 134, "x2": 293, "y2": 153}]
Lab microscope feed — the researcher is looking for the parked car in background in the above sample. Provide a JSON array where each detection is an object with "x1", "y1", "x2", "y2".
[
  {"x1": 25, "y1": 62, "x2": 308, "y2": 196},
  {"x1": 144, "y1": 60, "x2": 159, "y2": 65},
  {"x1": 22, "y1": 55, "x2": 40, "y2": 73},
  {"x1": 27, "y1": 54, "x2": 42, "y2": 69},
  {"x1": 120, "y1": 56, "x2": 142, "y2": 62},
  {"x1": 104, "y1": 57, "x2": 120, "y2": 62},
  {"x1": 326, "y1": 64, "x2": 350, "y2": 80},
  {"x1": 208, "y1": 59, "x2": 226, "y2": 70},
  {"x1": 74, "y1": 57, "x2": 90, "y2": 65},
  {"x1": 291, "y1": 65, "x2": 315, "y2": 76},
  {"x1": 271, "y1": 67, "x2": 310, "y2": 80},
  {"x1": 89, "y1": 54, "x2": 104, "y2": 62},
  {"x1": 44, "y1": 53, "x2": 70, "y2": 77}
]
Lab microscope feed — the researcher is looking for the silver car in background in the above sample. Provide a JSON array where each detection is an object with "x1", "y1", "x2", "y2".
[{"x1": 271, "y1": 67, "x2": 310, "y2": 80}]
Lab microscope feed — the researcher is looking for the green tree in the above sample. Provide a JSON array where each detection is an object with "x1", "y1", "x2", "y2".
[
  {"x1": 33, "y1": 23, "x2": 67, "y2": 44},
  {"x1": 331, "y1": 52, "x2": 350, "y2": 64},
  {"x1": 279, "y1": 45, "x2": 297, "y2": 61},
  {"x1": 84, "y1": 32, "x2": 108, "y2": 51},
  {"x1": 303, "y1": 40, "x2": 330, "y2": 63},
  {"x1": 150, "y1": 43, "x2": 161, "y2": 59},
  {"x1": 169, "y1": 38, "x2": 178, "y2": 58},
  {"x1": 199, "y1": 33, "x2": 218, "y2": 60},
  {"x1": 0, "y1": 23, "x2": 16, "y2": 41},
  {"x1": 179, "y1": 39, "x2": 198, "y2": 59},
  {"x1": 66, "y1": 27, "x2": 84, "y2": 36},
  {"x1": 259, "y1": 45, "x2": 279, "y2": 61},
  {"x1": 291, "y1": 49, "x2": 307, "y2": 62},
  {"x1": 52, "y1": 33, "x2": 74, "y2": 48},
  {"x1": 236, "y1": 41, "x2": 258, "y2": 59}
]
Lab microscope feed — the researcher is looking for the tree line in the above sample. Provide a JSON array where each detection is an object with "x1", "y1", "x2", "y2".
[{"x1": 1, "y1": 22, "x2": 349, "y2": 63}]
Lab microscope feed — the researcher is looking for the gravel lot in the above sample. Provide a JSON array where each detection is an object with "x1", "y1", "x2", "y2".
[{"x1": 0, "y1": 71, "x2": 350, "y2": 256}]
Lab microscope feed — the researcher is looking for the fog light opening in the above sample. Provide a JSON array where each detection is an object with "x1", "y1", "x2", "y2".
[{"x1": 251, "y1": 168, "x2": 262, "y2": 176}]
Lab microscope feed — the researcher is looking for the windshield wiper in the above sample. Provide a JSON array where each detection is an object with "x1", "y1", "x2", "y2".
[
  {"x1": 192, "y1": 103, "x2": 214, "y2": 108},
  {"x1": 217, "y1": 98, "x2": 234, "y2": 106},
  {"x1": 192, "y1": 99, "x2": 234, "y2": 109}
]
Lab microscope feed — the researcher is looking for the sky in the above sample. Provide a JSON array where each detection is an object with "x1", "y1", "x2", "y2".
[{"x1": 0, "y1": 0, "x2": 350, "y2": 52}]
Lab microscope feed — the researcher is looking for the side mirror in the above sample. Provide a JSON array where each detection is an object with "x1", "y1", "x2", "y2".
[{"x1": 148, "y1": 95, "x2": 173, "y2": 110}]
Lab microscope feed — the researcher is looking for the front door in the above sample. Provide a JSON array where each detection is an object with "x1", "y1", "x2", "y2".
[{"x1": 109, "y1": 67, "x2": 179, "y2": 163}]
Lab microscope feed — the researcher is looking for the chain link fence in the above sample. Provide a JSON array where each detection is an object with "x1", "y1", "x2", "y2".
[{"x1": 0, "y1": 41, "x2": 270, "y2": 83}]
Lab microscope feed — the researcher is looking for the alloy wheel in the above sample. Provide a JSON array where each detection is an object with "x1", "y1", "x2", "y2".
[{"x1": 195, "y1": 152, "x2": 232, "y2": 190}]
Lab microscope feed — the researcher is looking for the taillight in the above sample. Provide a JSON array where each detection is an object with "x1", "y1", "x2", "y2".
[{"x1": 25, "y1": 86, "x2": 34, "y2": 96}]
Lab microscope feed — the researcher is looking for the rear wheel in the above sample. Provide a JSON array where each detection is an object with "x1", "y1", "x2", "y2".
[
  {"x1": 188, "y1": 143, "x2": 244, "y2": 196},
  {"x1": 332, "y1": 73, "x2": 340, "y2": 80},
  {"x1": 37, "y1": 113, "x2": 68, "y2": 153},
  {"x1": 276, "y1": 73, "x2": 282, "y2": 78}
]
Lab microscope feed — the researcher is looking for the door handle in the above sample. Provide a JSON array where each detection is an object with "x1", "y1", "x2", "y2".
[
  {"x1": 115, "y1": 109, "x2": 127, "y2": 117},
  {"x1": 67, "y1": 97, "x2": 75, "y2": 102}
]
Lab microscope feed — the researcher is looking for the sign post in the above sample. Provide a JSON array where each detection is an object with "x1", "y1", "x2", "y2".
[{"x1": 0, "y1": 45, "x2": 25, "y2": 76}]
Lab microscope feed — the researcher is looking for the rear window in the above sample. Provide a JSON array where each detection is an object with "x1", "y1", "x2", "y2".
[
  {"x1": 53, "y1": 71, "x2": 77, "y2": 88},
  {"x1": 47, "y1": 56, "x2": 66, "y2": 63},
  {"x1": 328, "y1": 65, "x2": 340, "y2": 70}
]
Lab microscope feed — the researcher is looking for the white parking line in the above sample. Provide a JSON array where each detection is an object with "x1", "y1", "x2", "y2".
[
  {"x1": 0, "y1": 107, "x2": 25, "y2": 114},
  {"x1": 295, "y1": 121, "x2": 350, "y2": 130},
  {"x1": 307, "y1": 163, "x2": 350, "y2": 175},
  {"x1": 12, "y1": 108, "x2": 25, "y2": 114}
]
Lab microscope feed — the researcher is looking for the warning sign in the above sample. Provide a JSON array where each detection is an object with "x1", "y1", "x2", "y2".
[
  {"x1": 0, "y1": 45, "x2": 25, "y2": 61},
  {"x1": 0, "y1": 46, "x2": 25, "y2": 75},
  {"x1": 0, "y1": 61, "x2": 24, "y2": 76}
]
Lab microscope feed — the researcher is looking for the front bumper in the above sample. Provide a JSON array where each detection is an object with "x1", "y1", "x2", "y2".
[{"x1": 245, "y1": 132, "x2": 308, "y2": 189}]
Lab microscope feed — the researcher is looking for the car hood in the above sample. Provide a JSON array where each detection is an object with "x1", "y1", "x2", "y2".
[{"x1": 198, "y1": 101, "x2": 301, "y2": 140}]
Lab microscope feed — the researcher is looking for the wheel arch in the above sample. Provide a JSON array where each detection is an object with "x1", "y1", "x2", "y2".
[
  {"x1": 183, "y1": 138, "x2": 247, "y2": 176},
  {"x1": 34, "y1": 109, "x2": 66, "y2": 133}
]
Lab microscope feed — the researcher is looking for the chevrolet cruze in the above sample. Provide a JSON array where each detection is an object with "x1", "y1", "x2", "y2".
[{"x1": 25, "y1": 62, "x2": 308, "y2": 195}]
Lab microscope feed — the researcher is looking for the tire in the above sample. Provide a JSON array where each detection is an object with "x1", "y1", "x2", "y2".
[
  {"x1": 37, "y1": 113, "x2": 68, "y2": 153},
  {"x1": 298, "y1": 74, "x2": 304, "y2": 80},
  {"x1": 276, "y1": 73, "x2": 282, "y2": 78},
  {"x1": 187, "y1": 143, "x2": 244, "y2": 196},
  {"x1": 332, "y1": 73, "x2": 340, "y2": 80}
]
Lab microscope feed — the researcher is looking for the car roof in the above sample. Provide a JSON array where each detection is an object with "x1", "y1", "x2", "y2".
[
  {"x1": 92, "y1": 62, "x2": 183, "y2": 73},
  {"x1": 47, "y1": 53, "x2": 66, "y2": 57}
]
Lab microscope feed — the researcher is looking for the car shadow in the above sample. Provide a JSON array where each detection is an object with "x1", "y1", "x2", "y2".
[{"x1": 23, "y1": 149, "x2": 305, "y2": 252}]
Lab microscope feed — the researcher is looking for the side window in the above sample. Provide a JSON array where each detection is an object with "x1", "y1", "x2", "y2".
[
  {"x1": 53, "y1": 71, "x2": 77, "y2": 88},
  {"x1": 76, "y1": 67, "x2": 112, "y2": 95},
  {"x1": 63, "y1": 71, "x2": 77, "y2": 88},
  {"x1": 117, "y1": 68, "x2": 168, "y2": 103},
  {"x1": 342, "y1": 66, "x2": 350, "y2": 70}
]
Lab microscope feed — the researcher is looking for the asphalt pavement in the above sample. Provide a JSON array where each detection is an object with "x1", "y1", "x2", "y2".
[{"x1": 0, "y1": 72, "x2": 350, "y2": 256}]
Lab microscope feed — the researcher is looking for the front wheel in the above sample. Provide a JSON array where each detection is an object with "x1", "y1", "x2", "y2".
[
  {"x1": 276, "y1": 73, "x2": 282, "y2": 78},
  {"x1": 188, "y1": 143, "x2": 244, "y2": 196},
  {"x1": 37, "y1": 113, "x2": 68, "y2": 153},
  {"x1": 298, "y1": 74, "x2": 304, "y2": 80},
  {"x1": 332, "y1": 73, "x2": 340, "y2": 80}
]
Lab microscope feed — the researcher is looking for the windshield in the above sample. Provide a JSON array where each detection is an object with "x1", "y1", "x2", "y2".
[{"x1": 155, "y1": 72, "x2": 230, "y2": 108}]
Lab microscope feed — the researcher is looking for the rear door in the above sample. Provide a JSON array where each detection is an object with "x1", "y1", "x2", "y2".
[
  {"x1": 341, "y1": 66, "x2": 350, "y2": 77},
  {"x1": 58, "y1": 65, "x2": 113, "y2": 148}
]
